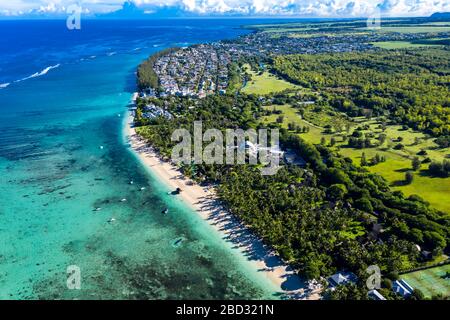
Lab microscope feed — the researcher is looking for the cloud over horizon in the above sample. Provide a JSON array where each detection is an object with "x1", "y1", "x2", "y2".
[{"x1": 0, "y1": 0, "x2": 449, "y2": 18}]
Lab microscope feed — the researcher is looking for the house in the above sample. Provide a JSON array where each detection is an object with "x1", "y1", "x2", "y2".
[
  {"x1": 328, "y1": 271, "x2": 358, "y2": 288},
  {"x1": 368, "y1": 289, "x2": 386, "y2": 300},
  {"x1": 392, "y1": 279, "x2": 414, "y2": 297},
  {"x1": 236, "y1": 141, "x2": 285, "y2": 159},
  {"x1": 142, "y1": 104, "x2": 173, "y2": 120},
  {"x1": 298, "y1": 101, "x2": 316, "y2": 105}
]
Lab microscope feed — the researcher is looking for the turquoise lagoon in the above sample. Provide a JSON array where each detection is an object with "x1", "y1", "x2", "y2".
[{"x1": 0, "y1": 19, "x2": 282, "y2": 299}]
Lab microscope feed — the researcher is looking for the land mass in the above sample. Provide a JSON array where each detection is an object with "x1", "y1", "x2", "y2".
[{"x1": 131, "y1": 17, "x2": 449, "y2": 300}]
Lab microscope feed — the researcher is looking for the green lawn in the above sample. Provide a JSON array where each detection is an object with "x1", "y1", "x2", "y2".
[
  {"x1": 287, "y1": 31, "x2": 371, "y2": 39},
  {"x1": 420, "y1": 22, "x2": 450, "y2": 26},
  {"x1": 242, "y1": 66, "x2": 298, "y2": 95},
  {"x1": 262, "y1": 27, "x2": 320, "y2": 33},
  {"x1": 363, "y1": 26, "x2": 450, "y2": 33},
  {"x1": 340, "y1": 151, "x2": 450, "y2": 214},
  {"x1": 261, "y1": 104, "x2": 450, "y2": 214},
  {"x1": 370, "y1": 41, "x2": 442, "y2": 49},
  {"x1": 371, "y1": 37, "x2": 449, "y2": 49},
  {"x1": 401, "y1": 264, "x2": 450, "y2": 298},
  {"x1": 335, "y1": 120, "x2": 450, "y2": 214},
  {"x1": 261, "y1": 105, "x2": 324, "y2": 143}
]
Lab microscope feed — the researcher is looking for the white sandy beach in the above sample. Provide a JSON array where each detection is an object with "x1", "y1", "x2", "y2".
[{"x1": 125, "y1": 112, "x2": 321, "y2": 300}]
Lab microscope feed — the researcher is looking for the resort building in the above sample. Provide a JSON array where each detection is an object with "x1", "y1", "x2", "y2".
[
  {"x1": 392, "y1": 279, "x2": 414, "y2": 297},
  {"x1": 328, "y1": 271, "x2": 358, "y2": 288},
  {"x1": 142, "y1": 104, "x2": 173, "y2": 120},
  {"x1": 368, "y1": 289, "x2": 387, "y2": 300}
]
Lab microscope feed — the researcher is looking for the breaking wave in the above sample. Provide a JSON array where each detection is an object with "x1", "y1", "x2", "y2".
[{"x1": 15, "y1": 64, "x2": 61, "y2": 83}]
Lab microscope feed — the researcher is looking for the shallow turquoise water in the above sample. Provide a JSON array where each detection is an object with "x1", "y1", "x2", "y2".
[{"x1": 0, "y1": 20, "x2": 281, "y2": 299}]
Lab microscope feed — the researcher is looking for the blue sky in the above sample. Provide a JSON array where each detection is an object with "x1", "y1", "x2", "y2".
[{"x1": 0, "y1": 0, "x2": 449, "y2": 18}]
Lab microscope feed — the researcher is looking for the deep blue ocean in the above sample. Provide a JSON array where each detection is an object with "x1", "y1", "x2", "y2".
[{"x1": 0, "y1": 19, "x2": 292, "y2": 299}]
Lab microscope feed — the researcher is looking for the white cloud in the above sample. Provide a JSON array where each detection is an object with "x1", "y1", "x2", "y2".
[
  {"x1": 0, "y1": 0, "x2": 449, "y2": 17},
  {"x1": 38, "y1": 3, "x2": 58, "y2": 13}
]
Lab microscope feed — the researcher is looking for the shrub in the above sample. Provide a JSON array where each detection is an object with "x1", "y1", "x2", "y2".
[
  {"x1": 435, "y1": 135, "x2": 450, "y2": 148},
  {"x1": 412, "y1": 157, "x2": 421, "y2": 171},
  {"x1": 428, "y1": 160, "x2": 450, "y2": 177},
  {"x1": 417, "y1": 149, "x2": 427, "y2": 156},
  {"x1": 405, "y1": 171, "x2": 414, "y2": 184},
  {"x1": 328, "y1": 184, "x2": 348, "y2": 200},
  {"x1": 355, "y1": 197, "x2": 373, "y2": 212}
]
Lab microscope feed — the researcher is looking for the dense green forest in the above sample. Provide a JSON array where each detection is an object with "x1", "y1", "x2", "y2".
[
  {"x1": 272, "y1": 48, "x2": 450, "y2": 136},
  {"x1": 134, "y1": 93, "x2": 449, "y2": 296}
]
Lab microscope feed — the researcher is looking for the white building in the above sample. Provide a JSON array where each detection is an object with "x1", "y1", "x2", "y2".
[
  {"x1": 328, "y1": 271, "x2": 358, "y2": 288},
  {"x1": 392, "y1": 279, "x2": 414, "y2": 297},
  {"x1": 368, "y1": 289, "x2": 387, "y2": 300}
]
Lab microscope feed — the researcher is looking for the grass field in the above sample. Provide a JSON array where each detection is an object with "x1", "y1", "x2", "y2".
[
  {"x1": 261, "y1": 104, "x2": 450, "y2": 214},
  {"x1": 241, "y1": 65, "x2": 298, "y2": 95},
  {"x1": 420, "y1": 22, "x2": 450, "y2": 26},
  {"x1": 262, "y1": 27, "x2": 320, "y2": 33},
  {"x1": 401, "y1": 264, "x2": 450, "y2": 298},
  {"x1": 371, "y1": 37, "x2": 449, "y2": 49},
  {"x1": 370, "y1": 41, "x2": 442, "y2": 49},
  {"x1": 364, "y1": 26, "x2": 450, "y2": 33},
  {"x1": 261, "y1": 104, "x2": 324, "y2": 143}
]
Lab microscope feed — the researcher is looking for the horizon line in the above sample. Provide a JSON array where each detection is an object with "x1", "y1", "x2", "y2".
[{"x1": 0, "y1": 15, "x2": 434, "y2": 21}]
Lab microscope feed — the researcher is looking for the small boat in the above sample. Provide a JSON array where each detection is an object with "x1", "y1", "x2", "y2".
[
  {"x1": 107, "y1": 218, "x2": 116, "y2": 223},
  {"x1": 140, "y1": 187, "x2": 146, "y2": 191},
  {"x1": 162, "y1": 208, "x2": 169, "y2": 215},
  {"x1": 170, "y1": 187, "x2": 182, "y2": 195},
  {"x1": 94, "y1": 207, "x2": 102, "y2": 212},
  {"x1": 99, "y1": 146, "x2": 104, "y2": 150},
  {"x1": 120, "y1": 198, "x2": 127, "y2": 202},
  {"x1": 172, "y1": 237, "x2": 185, "y2": 248},
  {"x1": 129, "y1": 180, "x2": 134, "y2": 185}
]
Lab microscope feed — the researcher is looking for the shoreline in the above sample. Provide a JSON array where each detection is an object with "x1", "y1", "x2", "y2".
[{"x1": 124, "y1": 111, "x2": 321, "y2": 300}]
